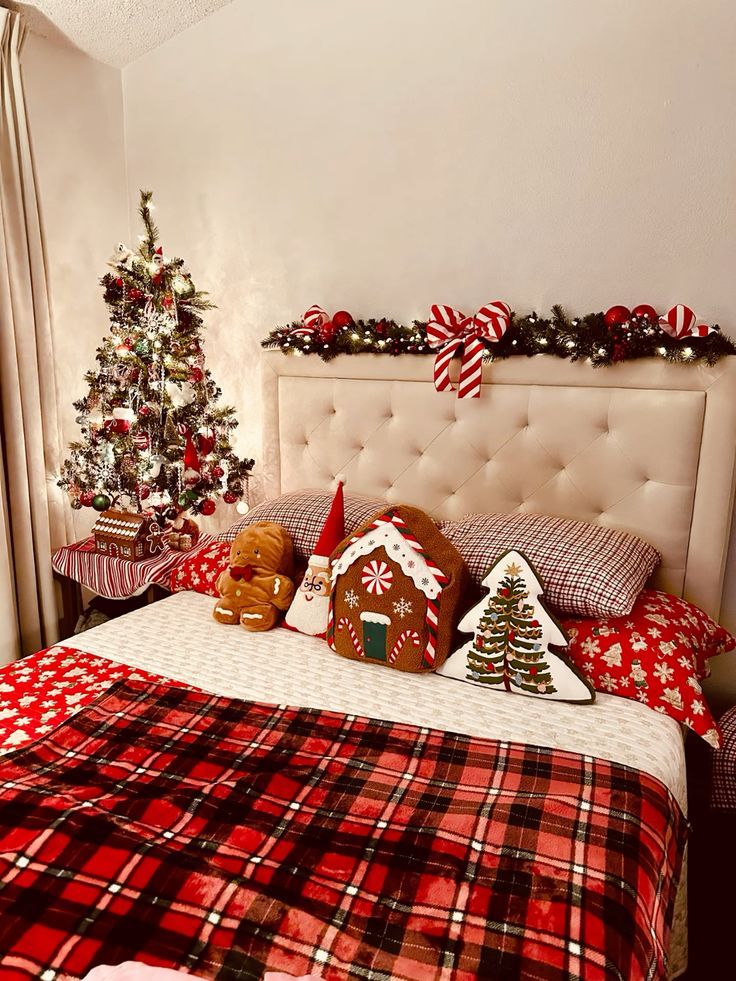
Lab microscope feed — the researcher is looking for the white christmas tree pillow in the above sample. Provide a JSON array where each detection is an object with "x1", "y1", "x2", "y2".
[{"x1": 438, "y1": 549, "x2": 594, "y2": 703}]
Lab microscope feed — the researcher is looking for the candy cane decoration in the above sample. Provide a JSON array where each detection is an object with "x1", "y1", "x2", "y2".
[
  {"x1": 337, "y1": 617, "x2": 365, "y2": 658},
  {"x1": 361, "y1": 560, "x2": 393, "y2": 595},
  {"x1": 426, "y1": 302, "x2": 511, "y2": 399},
  {"x1": 388, "y1": 630, "x2": 421, "y2": 666},
  {"x1": 291, "y1": 304, "x2": 329, "y2": 338},
  {"x1": 659, "y1": 304, "x2": 715, "y2": 340}
]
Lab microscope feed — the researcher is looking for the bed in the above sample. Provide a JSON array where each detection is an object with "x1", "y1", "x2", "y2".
[{"x1": 1, "y1": 352, "x2": 735, "y2": 979}]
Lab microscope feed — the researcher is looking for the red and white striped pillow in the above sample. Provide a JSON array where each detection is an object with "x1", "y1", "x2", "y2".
[
  {"x1": 217, "y1": 491, "x2": 385, "y2": 566},
  {"x1": 439, "y1": 512, "x2": 659, "y2": 617}
]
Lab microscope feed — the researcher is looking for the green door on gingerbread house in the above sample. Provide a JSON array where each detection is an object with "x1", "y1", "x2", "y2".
[{"x1": 360, "y1": 612, "x2": 391, "y2": 661}]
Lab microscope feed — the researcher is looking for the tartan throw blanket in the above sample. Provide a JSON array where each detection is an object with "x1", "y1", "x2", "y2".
[{"x1": 0, "y1": 681, "x2": 685, "y2": 980}]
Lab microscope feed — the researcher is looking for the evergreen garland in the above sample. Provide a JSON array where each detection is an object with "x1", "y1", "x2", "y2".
[{"x1": 262, "y1": 305, "x2": 735, "y2": 366}]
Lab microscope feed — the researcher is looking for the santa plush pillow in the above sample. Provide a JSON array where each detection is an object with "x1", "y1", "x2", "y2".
[{"x1": 284, "y1": 483, "x2": 345, "y2": 639}]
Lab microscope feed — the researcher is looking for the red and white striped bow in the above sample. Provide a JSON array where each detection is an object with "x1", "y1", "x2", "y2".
[
  {"x1": 291, "y1": 305, "x2": 329, "y2": 337},
  {"x1": 426, "y1": 302, "x2": 511, "y2": 399},
  {"x1": 659, "y1": 304, "x2": 715, "y2": 340}
]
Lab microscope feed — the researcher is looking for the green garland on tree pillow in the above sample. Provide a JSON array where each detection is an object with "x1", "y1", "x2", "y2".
[{"x1": 438, "y1": 549, "x2": 594, "y2": 703}]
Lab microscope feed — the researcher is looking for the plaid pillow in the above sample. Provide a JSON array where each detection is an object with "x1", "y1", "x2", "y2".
[
  {"x1": 217, "y1": 491, "x2": 386, "y2": 565},
  {"x1": 562, "y1": 589, "x2": 734, "y2": 745},
  {"x1": 712, "y1": 705, "x2": 736, "y2": 811},
  {"x1": 439, "y1": 512, "x2": 659, "y2": 617}
]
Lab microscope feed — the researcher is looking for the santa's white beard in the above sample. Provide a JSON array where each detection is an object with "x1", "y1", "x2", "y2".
[{"x1": 284, "y1": 589, "x2": 330, "y2": 637}]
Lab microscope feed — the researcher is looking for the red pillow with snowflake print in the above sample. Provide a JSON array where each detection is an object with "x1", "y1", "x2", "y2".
[
  {"x1": 561, "y1": 589, "x2": 735, "y2": 746},
  {"x1": 169, "y1": 539, "x2": 231, "y2": 596}
]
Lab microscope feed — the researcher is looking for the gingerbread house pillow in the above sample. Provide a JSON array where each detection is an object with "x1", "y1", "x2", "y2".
[{"x1": 328, "y1": 505, "x2": 470, "y2": 672}]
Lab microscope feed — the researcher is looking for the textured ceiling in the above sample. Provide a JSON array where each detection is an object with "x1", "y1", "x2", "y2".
[{"x1": 17, "y1": 0, "x2": 235, "y2": 67}]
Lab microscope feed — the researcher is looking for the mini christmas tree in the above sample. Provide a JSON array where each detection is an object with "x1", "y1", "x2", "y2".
[
  {"x1": 59, "y1": 191, "x2": 253, "y2": 527},
  {"x1": 439, "y1": 550, "x2": 594, "y2": 702}
]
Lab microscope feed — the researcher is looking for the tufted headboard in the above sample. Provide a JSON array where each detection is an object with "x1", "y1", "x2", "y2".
[{"x1": 261, "y1": 352, "x2": 736, "y2": 620}]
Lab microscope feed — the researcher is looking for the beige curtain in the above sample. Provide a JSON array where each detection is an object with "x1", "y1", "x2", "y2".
[{"x1": 0, "y1": 7, "x2": 73, "y2": 660}]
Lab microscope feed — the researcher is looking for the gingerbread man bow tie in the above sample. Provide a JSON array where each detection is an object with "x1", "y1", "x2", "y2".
[
  {"x1": 426, "y1": 302, "x2": 511, "y2": 399},
  {"x1": 230, "y1": 565, "x2": 254, "y2": 582}
]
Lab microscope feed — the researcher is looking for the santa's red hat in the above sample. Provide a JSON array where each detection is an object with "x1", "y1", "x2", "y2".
[{"x1": 313, "y1": 481, "x2": 345, "y2": 558}]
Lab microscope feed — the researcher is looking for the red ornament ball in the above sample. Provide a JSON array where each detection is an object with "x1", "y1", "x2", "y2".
[
  {"x1": 631, "y1": 304, "x2": 658, "y2": 321},
  {"x1": 223, "y1": 490, "x2": 238, "y2": 505},
  {"x1": 200, "y1": 499, "x2": 216, "y2": 516},
  {"x1": 210, "y1": 465, "x2": 224, "y2": 480},
  {"x1": 115, "y1": 277, "x2": 123, "y2": 287},
  {"x1": 128, "y1": 288, "x2": 144, "y2": 303},
  {"x1": 604, "y1": 305, "x2": 631, "y2": 327},
  {"x1": 332, "y1": 310, "x2": 354, "y2": 328},
  {"x1": 138, "y1": 484, "x2": 151, "y2": 501},
  {"x1": 319, "y1": 320, "x2": 337, "y2": 344},
  {"x1": 162, "y1": 293, "x2": 174, "y2": 309},
  {"x1": 189, "y1": 367, "x2": 204, "y2": 383},
  {"x1": 139, "y1": 404, "x2": 151, "y2": 418},
  {"x1": 80, "y1": 491, "x2": 95, "y2": 507}
]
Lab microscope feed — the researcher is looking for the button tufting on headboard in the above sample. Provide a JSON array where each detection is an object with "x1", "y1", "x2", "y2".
[{"x1": 263, "y1": 354, "x2": 736, "y2": 619}]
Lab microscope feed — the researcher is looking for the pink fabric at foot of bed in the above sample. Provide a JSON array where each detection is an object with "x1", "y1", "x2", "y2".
[{"x1": 85, "y1": 965, "x2": 322, "y2": 980}]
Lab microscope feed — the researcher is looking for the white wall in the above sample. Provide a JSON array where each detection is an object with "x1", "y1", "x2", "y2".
[
  {"x1": 23, "y1": 29, "x2": 128, "y2": 541},
  {"x1": 121, "y1": 0, "x2": 736, "y2": 700}
]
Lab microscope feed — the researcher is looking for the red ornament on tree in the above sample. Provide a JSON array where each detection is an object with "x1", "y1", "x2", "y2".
[
  {"x1": 162, "y1": 293, "x2": 174, "y2": 310},
  {"x1": 604, "y1": 305, "x2": 631, "y2": 327},
  {"x1": 210, "y1": 465, "x2": 224, "y2": 480},
  {"x1": 137, "y1": 484, "x2": 151, "y2": 501},
  {"x1": 631, "y1": 304, "x2": 658, "y2": 321},
  {"x1": 80, "y1": 491, "x2": 95, "y2": 507},
  {"x1": 200, "y1": 499, "x2": 216, "y2": 516},
  {"x1": 189, "y1": 366, "x2": 204, "y2": 383},
  {"x1": 115, "y1": 277, "x2": 123, "y2": 287},
  {"x1": 319, "y1": 321, "x2": 337, "y2": 344},
  {"x1": 138, "y1": 404, "x2": 152, "y2": 418},
  {"x1": 128, "y1": 288, "x2": 144, "y2": 303},
  {"x1": 332, "y1": 310, "x2": 354, "y2": 328},
  {"x1": 223, "y1": 490, "x2": 238, "y2": 504},
  {"x1": 197, "y1": 430, "x2": 216, "y2": 456}
]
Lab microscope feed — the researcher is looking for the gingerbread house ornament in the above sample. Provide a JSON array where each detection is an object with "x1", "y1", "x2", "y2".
[
  {"x1": 328, "y1": 505, "x2": 470, "y2": 672},
  {"x1": 93, "y1": 508, "x2": 163, "y2": 561}
]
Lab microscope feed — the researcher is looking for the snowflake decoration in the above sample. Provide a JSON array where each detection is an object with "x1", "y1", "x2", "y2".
[
  {"x1": 393, "y1": 598, "x2": 412, "y2": 619},
  {"x1": 345, "y1": 589, "x2": 359, "y2": 609}
]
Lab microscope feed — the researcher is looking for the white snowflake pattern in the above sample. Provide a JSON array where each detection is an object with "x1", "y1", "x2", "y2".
[
  {"x1": 345, "y1": 589, "x2": 359, "y2": 609},
  {"x1": 691, "y1": 699, "x2": 705, "y2": 716},
  {"x1": 599, "y1": 673, "x2": 618, "y2": 692},
  {"x1": 652, "y1": 662, "x2": 674, "y2": 683},
  {"x1": 393, "y1": 598, "x2": 413, "y2": 619},
  {"x1": 581, "y1": 637, "x2": 600, "y2": 658}
]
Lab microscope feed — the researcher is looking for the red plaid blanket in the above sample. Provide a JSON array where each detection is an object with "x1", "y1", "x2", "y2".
[{"x1": 0, "y1": 680, "x2": 685, "y2": 980}]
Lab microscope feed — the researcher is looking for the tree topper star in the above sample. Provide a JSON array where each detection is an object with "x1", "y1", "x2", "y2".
[{"x1": 504, "y1": 562, "x2": 523, "y2": 577}]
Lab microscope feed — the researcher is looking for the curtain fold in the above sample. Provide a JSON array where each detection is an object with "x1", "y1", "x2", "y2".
[{"x1": 0, "y1": 7, "x2": 73, "y2": 660}]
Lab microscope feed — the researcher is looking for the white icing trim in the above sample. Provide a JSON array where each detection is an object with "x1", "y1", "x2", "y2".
[
  {"x1": 359, "y1": 612, "x2": 391, "y2": 625},
  {"x1": 332, "y1": 520, "x2": 442, "y2": 599}
]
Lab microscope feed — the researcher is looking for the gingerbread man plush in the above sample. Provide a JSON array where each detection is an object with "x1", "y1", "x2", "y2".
[{"x1": 213, "y1": 522, "x2": 295, "y2": 631}]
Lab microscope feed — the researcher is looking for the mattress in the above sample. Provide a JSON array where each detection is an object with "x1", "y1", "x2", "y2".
[{"x1": 73, "y1": 590, "x2": 688, "y2": 811}]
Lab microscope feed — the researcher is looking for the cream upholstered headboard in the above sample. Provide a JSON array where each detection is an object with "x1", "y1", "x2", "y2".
[{"x1": 261, "y1": 352, "x2": 736, "y2": 621}]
